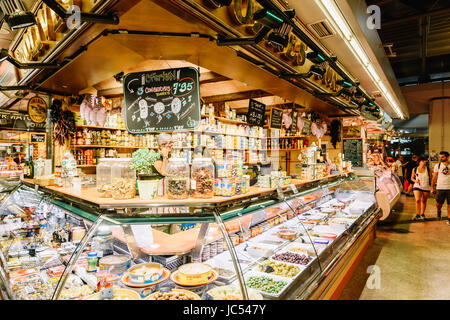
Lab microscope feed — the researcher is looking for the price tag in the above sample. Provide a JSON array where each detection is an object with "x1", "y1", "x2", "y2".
[
  {"x1": 290, "y1": 184, "x2": 298, "y2": 194},
  {"x1": 100, "y1": 287, "x2": 114, "y2": 300},
  {"x1": 131, "y1": 225, "x2": 154, "y2": 248}
]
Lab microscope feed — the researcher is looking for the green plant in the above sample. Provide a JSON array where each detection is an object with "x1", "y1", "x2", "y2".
[{"x1": 130, "y1": 148, "x2": 161, "y2": 175}]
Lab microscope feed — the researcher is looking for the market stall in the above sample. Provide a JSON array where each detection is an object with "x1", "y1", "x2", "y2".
[
  {"x1": 0, "y1": 0, "x2": 395, "y2": 301},
  {"x1": 0, "y1": 170, "x2": 378, "y2": 300}
]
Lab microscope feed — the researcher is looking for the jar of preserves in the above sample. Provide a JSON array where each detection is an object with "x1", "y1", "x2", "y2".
[
  {"x1": 96, "y1": 158, "x2": 114, "y2": 198},
  {"x1": 191, "y1": 158, "x2": 214, "y2": 199},
  {"x1": 166, "y1": 158, "x2": 189, "y2": 199},
  {"x1": 111, "y1": 158, "x2": 136, "y2": 200}
]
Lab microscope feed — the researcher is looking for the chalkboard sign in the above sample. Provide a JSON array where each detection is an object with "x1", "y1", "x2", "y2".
[
  {"x1": 302, "y1": 119, "x2": 312, "y2": 135},
  {"x1": 343, "y1": 139, "x2": 363, "y2": 167},
  {"x1": 291, "y1": 110, "x2": 298, "y2": 133},
  {"x1": 247, "y1": 99, "x2": 265, "y2": 127},
  {"x1": 123, "y1": 67, "x2": 201, "y2": 133},
  {"x1": 270, "y1": 108, "x2": 283, "y2": 129},
  {"x1": 31, "y1": 134, "x2": 45, "y2": 143}
]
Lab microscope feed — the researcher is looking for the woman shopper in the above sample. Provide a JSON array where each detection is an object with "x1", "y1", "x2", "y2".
[{"x1": 411, "y1": 157, "x2": 432, "y2": 221}]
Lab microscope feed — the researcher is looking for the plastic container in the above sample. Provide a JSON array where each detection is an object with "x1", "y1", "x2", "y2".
[
  {"x1": 111, "y1": 158, "x2": 136, "y2": 200},
  {"x1": 96, "y1": 158, "x2": 114, "y2": 198},
  {"x1": 166, "y1": 158, "x2": 189, "y2": 199},
  {"x1": 87, "y1": 251, "x2": 98, "y2": 273},
  {"x1": 92, "y1": 228, "x2": 114, "y2": 258},
  {"x1": 191, "y1": 158, "x2": 214, "y2": 199}
]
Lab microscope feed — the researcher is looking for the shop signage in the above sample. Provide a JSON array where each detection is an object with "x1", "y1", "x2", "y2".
[
  {"x1": 343, "y1": 126, "x2": 361, "y2": 139},
  {"x1": 31, "y1": 134, "x2": 46, "y2": 143},
  {"x1": 269, "y1": 107, "x2": 283, "y2": 129},
  {"x1": 0, "y1": 112, "x2": 47, "y2": 131},
  {"x1": 343, "y1": 139, "x2": 363, "y2": 167},
  {"x1": 27, "y1": 96, "x2": 48, "y2": 124},
  {"x1": 247, "y1": 99, "x2": 266, "y2": 127},
  {"x1": 123, "y1": 67, "x2": 201, "y2": 133},
  {"x1": 290, "y1": 109, "x2": 298, "y2": 133},
  {"x1": 302, "y1": 119, "x2": 312, "y2": 135}
]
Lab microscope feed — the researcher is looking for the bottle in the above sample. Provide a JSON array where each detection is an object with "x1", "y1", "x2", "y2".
[{"x1": 52, "y1": 223, "x2": 61, "y2": 244}]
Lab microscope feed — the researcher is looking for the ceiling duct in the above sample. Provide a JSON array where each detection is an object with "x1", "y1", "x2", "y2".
[{"x1": 307, "y1": 20, "x2": 335, "y2": 39}]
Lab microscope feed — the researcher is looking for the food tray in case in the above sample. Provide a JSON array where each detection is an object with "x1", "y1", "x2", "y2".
[
  {"x1": 237, "y1": 270, "x2": 293, "y2": 299},
  {"x1": 252, "y1": 259, "x2": 306, "y2": 279},
  {"x1": 268, "y1": 249, "x2": 316, "y2": 269}
]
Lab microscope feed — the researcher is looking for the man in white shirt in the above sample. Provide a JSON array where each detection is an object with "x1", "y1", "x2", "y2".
[
  {"x1": 395, "y1": 156, "x2": 404, "y2": 184},
  {"x1": 431, "y1": 151, "x2": 450, "y2": 224}
]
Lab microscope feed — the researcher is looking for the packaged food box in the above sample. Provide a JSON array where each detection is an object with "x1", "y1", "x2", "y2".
[{"x1": 220, "y1": 178, "x2": 235, "y2": 197}]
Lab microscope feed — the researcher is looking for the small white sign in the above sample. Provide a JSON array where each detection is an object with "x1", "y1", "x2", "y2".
[
  {"x1": 131, "y1": 225, "x2": 154, "y2": 248},
  {"x1": 290, "y1": 184, "x2": 298, "y2": 194}
]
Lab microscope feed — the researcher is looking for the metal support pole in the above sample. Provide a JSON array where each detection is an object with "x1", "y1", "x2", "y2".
[{"x1": 212, "y1": 208, "x2": 249, "y2": 300}]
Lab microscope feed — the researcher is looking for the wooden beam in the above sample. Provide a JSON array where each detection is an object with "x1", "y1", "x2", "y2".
[
  {"x1": 199, "y1": 72, "x2": 230, "y2": 84},
  {"x1": 202, "y1": 90, "x2": 272, "y2": 103}
]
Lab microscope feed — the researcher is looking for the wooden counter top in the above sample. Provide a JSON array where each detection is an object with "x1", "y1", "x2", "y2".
[{"x1": 23, "y1": 172, "x2": 350, "y2": 209}]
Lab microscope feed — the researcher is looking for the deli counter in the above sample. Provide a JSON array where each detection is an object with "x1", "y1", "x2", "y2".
[{"x1": 0, "y1": 173, "x2": 379, "y2": 300}]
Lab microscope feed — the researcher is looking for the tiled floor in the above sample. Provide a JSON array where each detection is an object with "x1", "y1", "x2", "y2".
[{"x1": 339, "y1": 194, "x2": 450, "y2": 300}]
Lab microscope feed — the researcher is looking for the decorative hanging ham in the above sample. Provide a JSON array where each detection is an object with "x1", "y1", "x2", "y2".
[
  {"x1": 80, "y1": 97, "x2": 88, "y2": 121},
  {"x1": 297, "y1": 116, "x2": 304, "y2": 133},
  {"x1": 283, "y1": 110, "x2": 292, "y2": 129},
  {"x1": 96, "y1": 105, "x2": 107, "y2": 126}
]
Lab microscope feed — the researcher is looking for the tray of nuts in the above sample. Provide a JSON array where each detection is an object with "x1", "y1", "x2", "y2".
[{"x1": 145, "y1": 288, "x2": 201, "y2": 300}]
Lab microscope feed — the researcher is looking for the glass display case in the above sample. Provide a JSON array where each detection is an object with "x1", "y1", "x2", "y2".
[{"x1": 0, "y1": 173, "x2": 378, "y2": 300}]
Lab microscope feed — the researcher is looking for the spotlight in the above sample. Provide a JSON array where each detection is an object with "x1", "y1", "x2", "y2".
[
  {"x1": 306, "y1": 52, "x2": 326, "y2": 64},
  {"x1": 113, "y1": 72, "x2": 124, "y2": 83},
  {"x1": 336, "y1": 80, "x2": 353, "y2": 88},
  {"x1": 254, "y1": 9, "x2": 285, "y2": 29},
  {"x1": 0, "y1": 0, "x2": 36, "y2": 30},
  {"x1": 309, "y1": 65, "x2": 326, "y2": 78},
  {"x1": 267, "y1": 32, "x2": 289, "y2": 48}
]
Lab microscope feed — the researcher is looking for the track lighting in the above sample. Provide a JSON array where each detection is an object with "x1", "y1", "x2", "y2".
[{"x1": 0, "y1": 49, "x2": 59, "y2": 69}]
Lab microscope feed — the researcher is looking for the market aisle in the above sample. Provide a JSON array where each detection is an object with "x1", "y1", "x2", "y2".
[{"x1": 340, "y1": 194, "x2": 450, "y2": 300}]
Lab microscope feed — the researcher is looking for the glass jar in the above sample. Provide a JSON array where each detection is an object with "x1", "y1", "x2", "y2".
[
  {"x1": 111, "y1": 158, "x2": 136, "y2": 200},
  {"x1": 191, "y1": 158, "x2": 214, "y2": 199},
  {"x1": 96, "y1": 158, "x2": 114, "y2": 198},
  {"x1": 166, "y1": 158, "x2": 189, "y2": 199}
]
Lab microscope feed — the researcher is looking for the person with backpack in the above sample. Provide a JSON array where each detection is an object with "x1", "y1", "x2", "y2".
[
  {"x1": 411, "y1": 157, "x2": 432, "y2": 221},
  {"x1": 431, "y1": 151, "x2": 450, "y2": 224}
]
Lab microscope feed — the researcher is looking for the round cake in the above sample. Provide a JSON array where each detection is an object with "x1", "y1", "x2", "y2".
[{"x1": 177, "y1": 263, "x2": 212, "y2": 285}]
